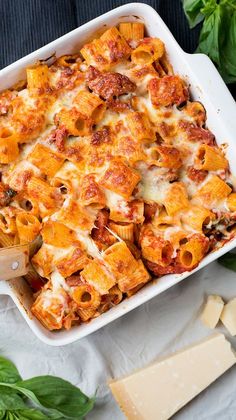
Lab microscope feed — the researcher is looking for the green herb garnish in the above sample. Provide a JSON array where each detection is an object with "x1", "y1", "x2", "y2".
[
  {"x1": 0, "y1": 355, "x2": 94, "y2": 419},
  {"x1": 183, "y1": 0, "x2": 236, "y2": 83}
]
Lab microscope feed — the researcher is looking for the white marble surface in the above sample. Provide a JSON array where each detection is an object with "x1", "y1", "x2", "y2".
[{"x1": 0, "y1": 260, "x2": 236, "y2": 419}]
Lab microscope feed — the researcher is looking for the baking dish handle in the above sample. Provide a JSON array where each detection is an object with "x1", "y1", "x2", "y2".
[
  {"x1": 184, "y1": 53, "x2": 236, "y2": 133},
  {"x1": 0, "y1": 245, "x2": 29, "y2": 282}
]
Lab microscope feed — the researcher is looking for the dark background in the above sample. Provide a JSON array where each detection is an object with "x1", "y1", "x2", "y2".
[{"x1": 0, "y1": 0, "x2": 235, "y2": 99}]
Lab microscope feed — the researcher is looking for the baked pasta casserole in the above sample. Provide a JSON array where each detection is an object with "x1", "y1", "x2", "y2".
[{"x1": 0, "y1": 22, "x2": 235, "y2": 330}]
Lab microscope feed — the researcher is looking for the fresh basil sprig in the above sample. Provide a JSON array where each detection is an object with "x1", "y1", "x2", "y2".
[
  {"x1": 183, "y1": 0, "x2": 205, "y2": 28},
  {"x1": 0, "y1": 357, "x2": 22, "y2": 384},
  {"x1": 0, "y1": 409, "x2": 49, "y2": 419},
  {"x1": 0, "y1": 356, "x2": 94, "y2": 419},
  {"x1": 183, "y1": 0, "x2": 236, "y2": 83},
  {"x1": 218, "y1": 252, "x2": 236, "y2": 271}
]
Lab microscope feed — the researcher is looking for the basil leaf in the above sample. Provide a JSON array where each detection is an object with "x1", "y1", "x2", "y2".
[
  {"x1": 5, "y1": 414, "x2": 17, "y2": 420},
  {"x1": 196, "y1": 2, "x2": 223, "y2": 64},
  {"x1": 16, "y1": 376, "x2": 94, "y2": 419},
  {"x1": 200, "y1": 0, "x2": 218, "y2": 17},
  {"x1": 183, "y1": 0, "x2": 236, "y2": 83},
  {"x1": 0, "y1": 358, "x2": 94, "y2": 419},
  {"x1": 0, "y1": 389, "x2": 26, "y2": 410},
  {"x1": 220, "y1": 8, "x2": 236, "y2": 83},
  {"x1": 218, "y1": 252, "x2": 236, "y2": 271},
  {"x1": 0, "y1": 384, "x2": 60, "y2": 419},
  {"x1": 0, "y1": 357, "x2": 21, "y2": 384},
  {"x1": 8, "y1": 409, "x2": 50, "y2": 420},
  {"x1": 1, "y1": 414, "x2": 14, "y2": 420},
  {"x1": 183, "y1": 0, "x2": 205, "y2": 28},
  {"x1": 0, "y1": 409, "x2": 55, "y2": 420}
]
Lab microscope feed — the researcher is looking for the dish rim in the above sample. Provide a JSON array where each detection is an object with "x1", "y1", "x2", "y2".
[{"x1": 0, "y1": 2, "x2": 236, "y2": 346}]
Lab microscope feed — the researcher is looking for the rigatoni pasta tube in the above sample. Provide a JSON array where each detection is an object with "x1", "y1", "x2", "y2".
[
  {"x1": 16, "y1": 212, "x2": 41, "y2": 243},
  {"x1": 116, "y1": 136, "x2": 146, "y2": 165},
  {"x1": 74, "y1": 90, "x2": 105, "y2": 123},
  {"x1": 193, "y1": 175, "x2": 231, "y2": 208},
  {"x1": 167, "y1": 230, "x2": 189, "y2": 251},
  {"x1": 178, "y1": 234, "x2": 209, "y2": 270},
  {"x1": 0, "y1": 210, "x2": 16, "y2": 234},
  {"x1": 81, "y1": 259, "x2": 116, "y2": 294},
  {"x1": 109, "y1": 222, "x2": 134, "y2": 242},
  {"x1": 153, "y1": 145, "x2": 182, "y2": 169},
  {"x1": 148, "y1": 75, "x2": 188, "y2": 108},
  {"x1": 181, "y1": 205, "x2": 215, "y2": 232},
  {"x1": 153, "y1": 211, "x2": 181, "y2": 231},
  {"x1": 100, "y1": 27, "x2": 131, "y2": 62},
  {"x1": 28, "y1": 143, "x2": 65, "y2": 178},
  {"x1": 56, "y1": 107, "x2": 92, "y2": 136},
  {"x1": 164, "y1": 182, "x2": 189, "y2": 216},
  {"x1": 118, "y1": 22, "x2": 133, "y2": 41},
  {"x1": 56, "y1": 199, "x2": 95, "y2": 231},
  {"x1": 155, "y1": 53, "x2": 173, "y2": 77},
  {"x1": 71, "y1": 283, "x2": 101, "y2": 309},
  {"x1": 80, "y1": 39, "x2": 108, "y2": 69},
  {"x1": 118, "y1": 259, "x2": 150, "y2": 292},
  {"x1": 140, "y1": 226, "x2": 173, "y2": 266},
  {"x1": 0, "y1": 230, "x2": 15, "y2": 247},
  {"x1": 26, "y1": 65, "x2": 49, "y2": 93},
  {"x1": 56, "y1": 248, "x2": 89, "y2": 278},
  {"x1": 131, "y1": 38, "x2": 164, "y2": 65},
  {"x1": 27, "y1": 177, "x2": 59, "y2": 216},
  {"x1": 79, "y1": 174, "x2": 106, "y2": 208},
  {"x1": 0, "y1": 128, "x2": 19, "y2": 164},
  {"x1": 100, "y1": 159, "x2": 141, "y2": 200},
  {"x1": 109, "y1": 285, "x2": 123, "y2": 305},
  {"x1": 126, "y1": 112, "x2": 155, "y2": 143},
  {"x1": 81, "y1": 27, "x2": 131, "y2": 69},
  {"x1": 156, "y1": 146, "x2": 182, "y2": 169},
  {"x1": 18, "y1": 196, "x2": 40, "y2": 217},
  {"x1": 118, "y1": 22, "x2": 144, "y2": 41},
  {"x1": 98, "y1": 285, "x2": 123, "y2": 314},
  {"x1": 31, "y1": 287, "x2": 68, "y2": 330},
  {"x1": 103, "y1": 241, "x2": 139, "y2": 277},
  {"x1": 109, "y1": 200, "x2": 144, "y2": 223},
  {"x1": 50, "y1": 177, "x2": 72, "y2": 196},
  {"x1": 77, "y1": 307, "x2": 97, "y2": 322},
  {"x1": 195, "y1": 145, "x2": 228, "y2": 171},
  {"x1": 41, "y1": 221, "x2": 78, "y2": 248},
  {"x1": 13, "y1": 108, "x2": 46, "y2": 144}
]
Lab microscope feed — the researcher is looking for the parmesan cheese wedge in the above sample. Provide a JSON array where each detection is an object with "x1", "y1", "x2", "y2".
[
  {"x1": 200, "y1": 295, "x2": 224, "y2": 329},
  {"x1": 109, "y1": 333, "x2": 236, "y2": 420},
  {"x1": 220, "y1": 297, "x2": 236, "y2": 336}
]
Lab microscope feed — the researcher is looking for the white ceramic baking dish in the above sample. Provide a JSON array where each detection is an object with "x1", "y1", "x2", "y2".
[{"x1": 0, "y1": 3, "x2": 236, "y2": 346}]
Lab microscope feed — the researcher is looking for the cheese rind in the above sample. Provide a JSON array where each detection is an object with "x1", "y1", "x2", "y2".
[
  {"x1": 200, "y1": 295, "x2": 224, "y2": 329},
  {"x1": 109, "y1": 333, "x2": 236, "y2": 420},
  {"x1": 220, "y1": 297, "x2": 236, "y2": 336}
]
